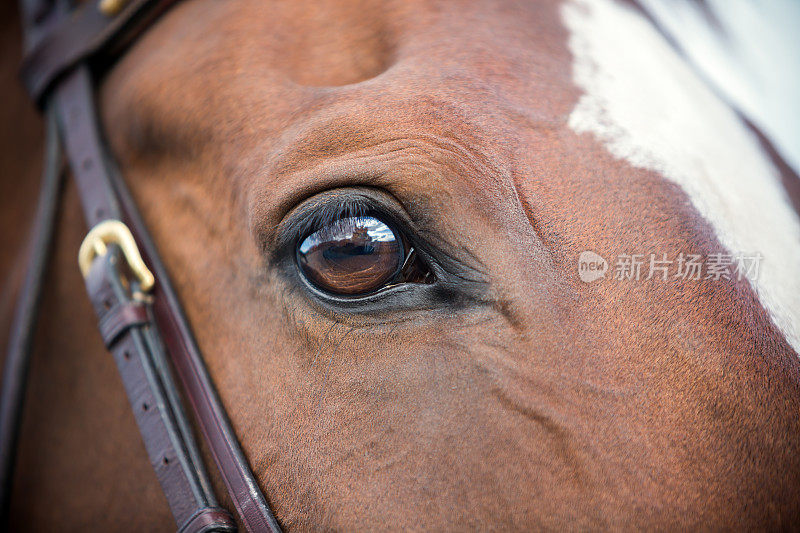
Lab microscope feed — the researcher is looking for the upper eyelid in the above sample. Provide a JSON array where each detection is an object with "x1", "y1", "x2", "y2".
[
  {"x1": 287, "y1": 196, "x2": 376, "y2": 241},
  {"x1": 247, "y1": 145, "x2": 441, "y2": 251},
  {"x1": 272, "y1": 187, "x2": 415, "y2": 250}
]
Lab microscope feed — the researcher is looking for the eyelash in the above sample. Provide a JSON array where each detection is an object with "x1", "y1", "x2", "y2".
[{"x1": 291, "y1": 196, "x2": 374, "y2": 243}]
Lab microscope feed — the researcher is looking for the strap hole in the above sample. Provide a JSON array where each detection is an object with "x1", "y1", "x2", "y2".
[
  {"x1": 82, "y1": 158, "x2": 93, "y2": 171},
  {"x1": 162, "y1": 457, "x2": 169, "y2": 465},
  {"x1": 123, "y1": 351, "x2": 131, "y2": 360},
  {"x1": 103, "y1": 299, "x2": 112, "y2": 310},
  {"x1": 142, "y1": 403, "x2": 149, "y2": 411}
]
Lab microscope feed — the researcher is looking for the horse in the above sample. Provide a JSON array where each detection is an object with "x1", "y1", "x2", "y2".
[{"x1": 1, "y1": 0, "x2": 799, "y2": 529}]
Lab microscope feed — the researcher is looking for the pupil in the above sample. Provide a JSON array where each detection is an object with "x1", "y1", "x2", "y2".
[{"x1": 297, "y1": 216, "x2": 404, "y2": 295}]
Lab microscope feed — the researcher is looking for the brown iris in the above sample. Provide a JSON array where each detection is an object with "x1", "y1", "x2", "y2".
[{"x1": 296, "y1": 216, "x2": 404, "y2": 296}]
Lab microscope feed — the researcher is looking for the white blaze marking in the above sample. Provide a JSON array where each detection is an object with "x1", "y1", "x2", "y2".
[{"x1": 562, "y1": 0, "x2": 800, "y2": 355}]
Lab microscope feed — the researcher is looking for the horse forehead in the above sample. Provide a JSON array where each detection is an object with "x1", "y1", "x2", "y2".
[
  {"x1": 107, "y1": 0, "x2": 569, "y2": 104},
  {"x1": 103, "y1": 0, "x2": 572, "y2": 154}
]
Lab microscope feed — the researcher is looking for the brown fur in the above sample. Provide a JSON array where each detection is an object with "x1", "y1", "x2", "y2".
[{"x1": 2, "y1": 0, "x2": 799, "y2": 530}]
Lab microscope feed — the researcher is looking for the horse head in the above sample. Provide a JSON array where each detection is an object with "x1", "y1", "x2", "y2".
[{"x1": 2, "y1": 0, "x2": 799, "y2": 529}]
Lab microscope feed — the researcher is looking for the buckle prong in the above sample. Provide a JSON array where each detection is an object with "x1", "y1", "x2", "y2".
[{"x1": 78, "y1": 219, "x2": 155, "y2": 291}]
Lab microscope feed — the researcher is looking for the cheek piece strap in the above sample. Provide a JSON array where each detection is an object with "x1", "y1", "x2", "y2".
[{"x1": 0, "y1": 1, "x2": 283, "y2": 531}]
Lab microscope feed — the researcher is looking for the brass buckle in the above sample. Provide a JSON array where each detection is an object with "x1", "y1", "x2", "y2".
[
  {"x1": 78, "y1": 219, "x2": 155, "y2": 291},
  {"x1": 98, "y1": 0, "x2": 128, "y2": 16}
]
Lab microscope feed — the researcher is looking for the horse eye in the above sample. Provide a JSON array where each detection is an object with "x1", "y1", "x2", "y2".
[{"x1": 296, "y1": 216, "x2": 406, "y2": 296}]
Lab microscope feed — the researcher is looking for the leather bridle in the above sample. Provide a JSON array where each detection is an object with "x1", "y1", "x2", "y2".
[{"x1": 0, "y1": 1, "x2": 283, "y2": 531}]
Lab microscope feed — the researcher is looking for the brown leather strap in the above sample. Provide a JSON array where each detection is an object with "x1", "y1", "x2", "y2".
[
  {"x1": 9, "y1": 0, "x2": 285, "y2": 531},
  {"x1": 85, "y1": 250, "x2": 236, "y2": 532},
  {"x1": 181, "y1": 508, "x2": 244, "y2": 533},
  {"x1": 0, "y1": 106, "x2": 62, "y2": 523},
  {"x1": 98, "y1": 300, "x2": 149, "y2": 345},
  {"x1": 21, "y1": 0, "x2": 181, "y2": 104},
  {"x1": 54, "y1": 66, "x2": 122, "y2": 228},
  {"x1": 103, "y1": 67, "x2": 285, "y2": 533},
  {"x1": 48, "y1": 37, "x2": 282, "y2": 533}
]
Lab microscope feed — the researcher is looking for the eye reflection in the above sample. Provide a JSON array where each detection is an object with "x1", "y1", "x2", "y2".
[{"x1": 297, "y1": 216, "x2": 404, "y2": 296}]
